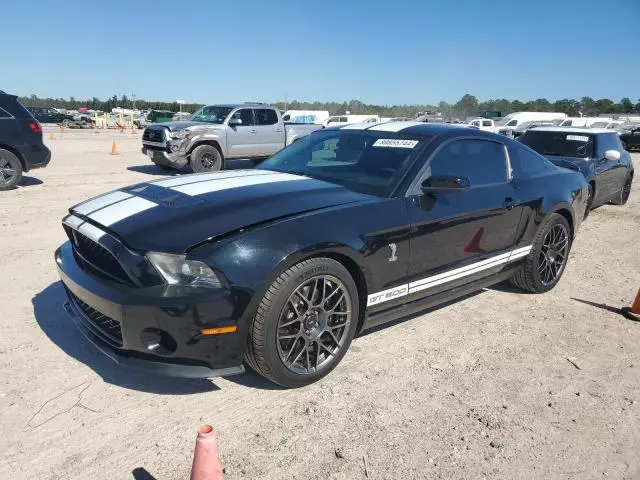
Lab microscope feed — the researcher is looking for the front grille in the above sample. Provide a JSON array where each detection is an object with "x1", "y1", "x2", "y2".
[
  {"x1": 143, "y1": 128, "x2": 165, "y2": 143},
  {"x1": 63, "y1": 225, "x2": 134, "y2": 286},
  {"x1": 68, "y1": 290, "x2": 123, "y2": 347}
]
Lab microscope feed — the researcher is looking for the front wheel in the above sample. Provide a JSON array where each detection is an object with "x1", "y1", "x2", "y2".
[
  {"x1": 190, "y1": 145, "x2": 224, "y2": 173},
  {"x1": 245, "y1": 258, "x2": 360, "y2": 388},
  {"x1": 0, "y1": 149, "x2": 23, "y2": 191},
  {"x1": 510, "y1": 213, "x2": 572, "y2": 293}
]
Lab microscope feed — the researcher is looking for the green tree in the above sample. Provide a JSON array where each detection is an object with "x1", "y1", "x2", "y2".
[
  {"x1": 620, "y1": 97, "x2": 633, "y2": 114},
  {"x1": 454, "y1": 94, "x2": 479, "y2": 118}
]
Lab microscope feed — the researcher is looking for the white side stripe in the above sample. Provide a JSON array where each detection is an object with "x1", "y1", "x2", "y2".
[
  {"x1": 88, "y1": 197, "x2": 157, "y2": 226},
  {"x1": 367, "y1": 245, "x2": 533, "y2": 308},
  {"x1": 367, "y1": 284, "x2": 409, "y2": 306},
  {"x1": 73, "y1": 190, "x2": 132, "y2": 215},
  {"x1": 172, "y1": 173, "x2": 306, "y2": 196}
]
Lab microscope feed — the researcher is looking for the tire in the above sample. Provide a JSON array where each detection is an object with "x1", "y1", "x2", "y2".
[
  {"x1": 621, "y1": 140, "x2": 628, "y2": 152},
  {"x1": 611, "y1": 174, "x2": 632, "y2": 206},
  {"x1": 510, "y1": 213, "x2": 572, "y2": 293},
  {"x1": 245, "y1": 258, "x2": 360, "y2": 388},
  {"x1": 0, "y1": 149, "x2": 23, "y2": 191},
  {"x1": 584, "y1": 183, "x2": 594, "y2": 219},
  {"x1": 190, "y1": 144, "x2": 224, "y2": 173}
]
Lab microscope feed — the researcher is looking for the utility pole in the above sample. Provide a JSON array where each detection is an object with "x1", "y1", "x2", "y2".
[{"x1": 284, "y1": 91, "x2": 288, "y2": 111}]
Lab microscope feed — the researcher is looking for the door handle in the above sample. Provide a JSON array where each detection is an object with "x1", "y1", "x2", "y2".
[
  {"x1": 249, "y1": 129, "x2": 257, "y2": 134},
  {"x1": 275, "y1": 128, "x2": 282, "y2": 132},
  {"x1": 504, "y1": 197, "x2": 520, "y2": 209}
]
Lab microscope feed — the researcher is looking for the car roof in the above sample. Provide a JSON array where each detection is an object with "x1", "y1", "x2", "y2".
[
  {"x1": 531, "y1": 126, "x2": 613, "y2": 135},
  {"x1": 336, "y1": 121, "x2": 470, "y2": 135},
  {"x1": 206, "y1": 103, "x2": 276, "y2": 109}
]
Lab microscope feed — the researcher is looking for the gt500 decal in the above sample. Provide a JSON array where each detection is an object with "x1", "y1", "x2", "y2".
[
  {"x1": 367, "y1": 245, "x2": 532, "y2": 308},
  {"x1": 367, "y1": 285, "x2": 409, "y2": 306}
]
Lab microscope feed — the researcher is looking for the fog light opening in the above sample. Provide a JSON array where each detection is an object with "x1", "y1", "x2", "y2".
[
  {"x1": 200, "y1": 325, "x2": 237, "y2": 336},
  {"x1": 141, "y1": 328, "x2": 177, "y2": 356}
]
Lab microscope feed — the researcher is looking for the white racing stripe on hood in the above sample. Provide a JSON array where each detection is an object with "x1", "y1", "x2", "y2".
[
  {"x1": 88, "y1": 197, "x2": 158, "y2": 226},
  {"x1": 172, "y1": 172, "x2": 306, "y2": 196},
  {"x1": 153, "y1": 169, "x2": 273, "y2": 188},
  {"x1": 73, "y1": 190, "x2": 133, "y2": 215},
  {"x1": 63, "y1": 215, "x2": 105, "y2": 242}
]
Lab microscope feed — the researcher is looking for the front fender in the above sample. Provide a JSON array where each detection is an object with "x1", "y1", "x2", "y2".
[{"x1": 185, "y1": 130, "x2": 226, "y2": 156}]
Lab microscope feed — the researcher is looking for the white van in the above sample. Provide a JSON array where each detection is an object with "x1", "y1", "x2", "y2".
[
  {"x1": 495, "y1": 112, "x2": 567, "y2": 135},
  {"x1": 559, "y1": 117, "x2": 612, "y2": 127},
  {"x1": 282, "y1": 110, "x2": 329, "y2": 125},
  {"x1": 325, "y1": 114, "x2": 380, "y2": 126}
]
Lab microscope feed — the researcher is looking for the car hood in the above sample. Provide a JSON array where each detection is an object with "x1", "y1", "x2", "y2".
[{"x1": 68, "y1": 170, "x2": 372, "y2": 253}]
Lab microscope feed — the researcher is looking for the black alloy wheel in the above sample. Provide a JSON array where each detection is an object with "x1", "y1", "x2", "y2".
[
  {"x1": 191, "y1": 144, "x2": 223, "y2": 173},
  {"x1": 0, "y1": 149, "x2": 23, "y2": 191},
  {"x1": 510, "y1": 213, "x2": 572, "y2": 293},
  {"x1": 537, "y1": 223, "x2": 570, "y2": 287},
  {"x1": 276, "y1": 275, "x2": 352, "y2": 375},
  {"x1": 245, "y1": 257, "x2": 359, "y2": 388}
]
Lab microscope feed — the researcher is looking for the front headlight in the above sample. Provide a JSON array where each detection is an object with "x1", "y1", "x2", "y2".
[
  {"x1": 170, "y1": 129, "x2": 191, "y2": 140},
  {"x1": 147, "y1": 252, "x2": 222, "y2": 288}
]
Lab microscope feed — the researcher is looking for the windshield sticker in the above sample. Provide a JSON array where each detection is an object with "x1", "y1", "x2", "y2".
[
  {"x1": 566, "y1": 135, "x2": 590, "y2": 142},
  {"x1": 372, "y1": 139, "x2": 419, "y2": 148}
]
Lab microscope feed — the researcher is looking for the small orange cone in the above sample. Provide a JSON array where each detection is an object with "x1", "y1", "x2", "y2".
[
  {"x1": 60, "y1": 126, "x2": 65, "y2": 135},
  {"x1": 190, "y1": 425, "x2": 224, "y2": 480},
  {"x1": 110, "y1": 141, "x2": 120, "y2": 155},
  {"x1": 49, "y1": 132, "x2": 55, "y2": 140},
  {"x1": 622, "y1": 288, "x2": 640, "y2": 321}
]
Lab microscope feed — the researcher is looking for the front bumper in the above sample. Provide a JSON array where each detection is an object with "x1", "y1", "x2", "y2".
[{"x1": 55, "y1": 242, "x2": 245, "y2": 378}]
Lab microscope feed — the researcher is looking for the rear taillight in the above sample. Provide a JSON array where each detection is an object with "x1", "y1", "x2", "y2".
[{"x1": 29, "y1": 122, "x2": 42, "y2": 133}]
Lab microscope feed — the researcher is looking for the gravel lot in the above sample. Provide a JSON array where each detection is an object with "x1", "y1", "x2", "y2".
[{"x1": 1, "y1": 128, "x2": 639, "y2": 480}]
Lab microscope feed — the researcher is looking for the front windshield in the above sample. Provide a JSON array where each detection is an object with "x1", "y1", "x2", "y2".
[
  {"x1": 259, "y1": 130, "x2": 428, "y2": 197},
  {"x1": 519, "y1": 130, "x2": 594, "y2": 158},
  {"x1": 190, "y1": 106, "x2": 234, "y2": 124},
  {"x1": 494, "y1": 115, "x2": 515, "y2": 126},
  {"x1": 590, "y1": 122, "x2": 609, "y2": 128}
]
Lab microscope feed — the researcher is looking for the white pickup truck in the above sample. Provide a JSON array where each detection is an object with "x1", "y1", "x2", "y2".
[
  {"x1": 466, "y1": 118, "x2": 500, "y2": 133},
  {"x1": 141, "y1": 103, "x2": 323, "y2": 172}
]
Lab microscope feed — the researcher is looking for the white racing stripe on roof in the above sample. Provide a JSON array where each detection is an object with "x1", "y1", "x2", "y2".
[
  {"x1": 368, "y1": 121, "x2": 423, "y2": 132},
  {"x1": 63, "y1": 214, "x2": 84, "y2": 230},
  {"x1": 154, "y1": 169, "x2": 273, "y2": 188},
  {"x1": 73, "y1": 191, "x2": 133, "y2": 215},
  {"x1": 172, "y1": 172, "x2": 306, "y2": 196},
  {"x1": 340, "y1": 123, "x2": 378, "y2": 130},
  {"x1": 88, "y1": 197, "x2": 158, "y2": 226}
]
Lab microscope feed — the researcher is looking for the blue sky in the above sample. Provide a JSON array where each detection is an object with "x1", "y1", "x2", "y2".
[{"x1": 3, "y1": 0, "x2": 639, "y2": 105}]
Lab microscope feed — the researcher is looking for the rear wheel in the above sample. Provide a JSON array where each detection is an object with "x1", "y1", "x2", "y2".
[
  {"x1": 0, "y1": 149, "x2": 23, "y2": 191},
  {"x1": 510, "y1": 213, "x2": 572, "y2": 293},
  {"x1": 191, "y1": 145, "x2": 224, "y2": 173},
  {"x1": 584, "y1": 183, "x2": 594, "y2": 219},
  {"x1": 245, "y1": 258, "x2": 359, "y2": 388}
]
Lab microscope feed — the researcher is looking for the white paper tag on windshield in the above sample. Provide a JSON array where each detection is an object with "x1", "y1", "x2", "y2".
[
  {"x1": 566, "y1": 135, "x2": 589, "y2": 142},
  {"x1": 373, "y1": 139, "x2": 419, "y2": 148}
]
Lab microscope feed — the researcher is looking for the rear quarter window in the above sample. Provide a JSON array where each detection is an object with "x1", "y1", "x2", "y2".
[{"x1": 1, "y1": 97, "x2": 35, "y2": 119}]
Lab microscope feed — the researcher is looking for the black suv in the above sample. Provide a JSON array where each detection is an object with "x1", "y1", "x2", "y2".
[
  {"x1": 28, "y1": 106, "x2": 74, "y2": 124},
  {"x1": 0, "y1": 91, "x2": 51, "y2": 190}
]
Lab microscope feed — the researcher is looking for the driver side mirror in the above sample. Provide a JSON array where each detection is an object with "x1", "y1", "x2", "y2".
[
  {"x1": 604, "y1": 150, "x2": 621, "y2": 162},
  {"x1": 229, "y1": 117, "x2": 242, "y2": 126},
  {"x1": 421, "y1": 175, "x2": 470, "y2": 194}
]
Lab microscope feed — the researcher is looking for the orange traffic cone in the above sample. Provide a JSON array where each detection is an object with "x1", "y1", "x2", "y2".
[
  {"x1": 110, "y1": 141, "x2": 120, "y2": 155},
  {"x1": 60, "y1": 126, "x2": 65, "y2": 136},
  {"x1": 49, "y1": 132, "x2": 55, "y2": 140},
  {"x1": 622, "y1": 288, "x2": 640, "y2": 321},
  {"x1": 190, "y1": 425, "x2": 224, "y2": 480}
]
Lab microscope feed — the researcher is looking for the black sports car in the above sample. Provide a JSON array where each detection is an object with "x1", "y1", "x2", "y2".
[
  {"x1": 518, "y1": 127, "x2": 634, "y2": 213},
  {"x1": 55, "y1": 123, "x2": 588, "y2": 387}
]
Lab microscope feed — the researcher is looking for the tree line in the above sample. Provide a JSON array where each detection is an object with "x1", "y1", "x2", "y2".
[{"x1": 18, "y1": 93, "x2": 640, "y2": 119}]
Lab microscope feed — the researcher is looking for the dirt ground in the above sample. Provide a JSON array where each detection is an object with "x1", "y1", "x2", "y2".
[{"x1": 0, "y1": 128, "x2": 639, "y2": 480}]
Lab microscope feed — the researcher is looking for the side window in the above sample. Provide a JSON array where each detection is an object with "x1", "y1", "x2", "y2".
[
  {"x1": 511, "y1": 145, "x2": 550, "y2": 175},
  {"x1": 506, "y1": 120, "x2": 517, "y2": 127},
  {"x1": 0, "y1": 107, "x2": 12, "y2": 119},
  {"x1": 231, "y1": 108, "x2": 254, "y2": 126},
  {"x1": 482, "y1": 120, "x2": 492, "y2": 127},
  {"x1": 426, "y1": 139, "x2": 509, "y2": 186},
  {"x1": 597, "y1": 134, "x2": 622, "y2": 155},
  {"x1": 255, "y1": 109, "x2": 278, "y2": 126}
]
